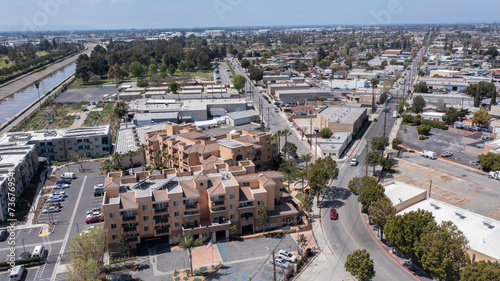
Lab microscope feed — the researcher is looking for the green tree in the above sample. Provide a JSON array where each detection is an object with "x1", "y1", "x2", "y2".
[
  {"x1": 300, "y1": 154, "x2": 312, "y2": 170},
  {"x1": 319, "y1": 127, "x2": 333, "y2": 138},
  {"x1": 176, "y1": 231, "x2": 206, "y2": 276},
  {"x1": 413, "y1": 81, "x2": 429, "y2": 93},
  {"x1": 129, "y1": 61, "x2": 144, "y2": 78},
  {"x1": 257, "y1": 205, "x2": 270, "y2": 233},
  {"x1": 371, "y1": 136, "x2": 389, "y2": 152},
  {"x1": 389, "y1": 58, "x2": 398, "y2": 65},
  {"x1": 318, "y1": 60, "x2": 331, "y2": 68},
  {"x1": 365, "y1": 151, "x2": 384, "y2": 175},
  {"x1": 370, "y1": 78, "x2": 379, "y2": 112},
  {"x1": 368, "y1": 197, "x2": 396, "y2": 239},
  {"x1": 241, "y1": 59, "x2": 250, "y2": 68},
  {"x1": 250, "y1": 69, "x2": 264, "y2": 81},
  {"x1": 484, "y1": 46, "x2": 499, "y2": 59},
  {"x1": 307, "y1": 157, "x2": 339, "y2": 204},
  {"x1": 75, "y1": 56, "x2": 92, "y2": 84},
  {"x1": 461, "y1": 260, "x2": 500, "y2": 281},
  {"x1": 412, "y1": 95, "x2": 426, "y2": 113},
  {"x1": 148, "y1": 63, "x2": 157, "y2": 75},
  {"x1": 442, "y1": 107, "x2": 460, "y2": 123},
  {"x1": 178, "y1": 61, "x2": 187, "y2": 74},
  {"x1": 99, "y1": 159, "x2": 116, "y2": 174},
  {"x1": 66, "y1": 226, "x2": 107, "y2": 281},
  {"x1": 477, "y1": 152, "x2": 500, "y2": 172},
  {"x1": 385, "y1": 209, "x2": 436, "y2": 262},
  {"x1": 125, "y1": 150, "x2": 137, "y2": 168},
  {"x1": 416, "y1": 221, "x2": 470, "y2": 281},
  {"x1": 392, "y1": 137, "x2": 403, "y2": 148},
  {"x1": 118, "y1": 233, "x2": 131, "y2": 257},
  {"x1": 113, "y1": 102, "x2": 127, "y2": 118},
  {"x1": 472, "y1": 109, "x2": 492, "y2": 126},
  {"x1": 358, "y1": 179, "x2": 385, "y2": 212},
  {"x1": 344, "y1": 249, "x2": 375, "y2": 281},
  {"x1": 282, "y1": 141, "x2": 297, "y2": 159},
  {"x1": 297, "y1": 233, "x2": 309, "y2": 254},
  {"x1": 168, "y1": 64, "x2": 176, "y2": 76},
  {"x1": 380, "y1": 60, "x2": 388, "y2": 68},
  {"x1": 170, "y1": 81, "x2": 180, "y2": 94},
  {"x1": 417, "y1": 124, "x2": 431, "y2": 136},
  {"x1": 347, "y1": 176, "x2": 378, "y2": 196},
  {"x1": 232, "y1": 74, "x2": 246, "y2": 91},
  {"x1": 279, "y1": 159, "x2": 299, "y2": 186}
]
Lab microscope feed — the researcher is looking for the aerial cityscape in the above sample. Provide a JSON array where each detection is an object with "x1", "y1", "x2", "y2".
[{"x1": 1, "y1": 1, "x2": 500, "y2": 281}]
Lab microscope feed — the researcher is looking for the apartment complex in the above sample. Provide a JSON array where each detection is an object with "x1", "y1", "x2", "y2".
[
  {"x1": 0, "y1": 143, "x2": 38, "y2": 222},
  {"x1": 101, "y1": 160, "x2": 297, "y2": 248},
  {"x1": 144, "y1": 122, "x2": 278, "y2": 170},
  {"x1": 3, "y1": 126, "x2": 111, "y2": 162}
]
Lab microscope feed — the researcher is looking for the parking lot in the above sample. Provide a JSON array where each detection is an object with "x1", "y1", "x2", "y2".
[
  {"x1": 54, "y1": 88, "x2": 116, "y2": 104},
  {"x1": 398, "y1": 125, "x2": 478, "y2": 165},
  {"x1": 0, "y1": 161, "x2": 104, "y2": 281}
]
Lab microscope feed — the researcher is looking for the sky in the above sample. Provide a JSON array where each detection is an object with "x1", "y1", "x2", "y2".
[{"x1": 1, "y1": 0, "x2": 500, "y2": 31}]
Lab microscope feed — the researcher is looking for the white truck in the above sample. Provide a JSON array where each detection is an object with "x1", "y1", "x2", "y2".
[
  {"x1": 393, "y1": 111, "x2": 398, "y2": 118},
  {"x1": 419, "y1": 150, "x2": 437, "y2": 159}
]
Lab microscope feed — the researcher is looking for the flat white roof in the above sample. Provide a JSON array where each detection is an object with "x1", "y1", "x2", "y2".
[
  {"x1": 400, "y1": 198, "x2": 500, "y2": 260},
  {"x1": 383, "y1": 181, "x2": 427, "y2": 205}
]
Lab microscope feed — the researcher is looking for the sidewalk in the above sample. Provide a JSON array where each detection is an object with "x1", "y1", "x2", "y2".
[{"x1": 295, "y1": 197, "x2": 353, "y2": 281}]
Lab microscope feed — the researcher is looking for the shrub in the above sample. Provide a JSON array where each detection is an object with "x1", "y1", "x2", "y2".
[
  {"x1": 200, "y1": 266, "x2": 208, "y2": 272},
  {"x1": 183, "y1": 277, "x2": 188, "y2": 280},
  {"x1": 422, "y1": 119, "x2": 448, "y2": 130},
  {"x1": 402, "y1": 114, "x2": 414, "y2": 124},
  {"x1": 175, "y1": 278, "x2": 180, "y2": 281},
  {"x1": 194, "y1": 278, "x2": 202, "y2": 281},
  {"x1": 413, "y1": 115, "x2": 422, "y2": 125},
  {"x1": 416, "y1": 124, "x2": 431, "y2": 135},
  {"x1": 419, "y1": 136, "x2": 429, "y2": 140}
]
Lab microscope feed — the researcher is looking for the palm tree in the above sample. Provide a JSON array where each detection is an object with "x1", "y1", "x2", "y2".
[
  {"x1": 281, "y1": 129, "x2": 292, "y2": 159},
  {"x1": 112, "y1": 152, "x2": 123, "y2": 169},
  {"x1": 34, "y1": 80, "x2": 42, "y2": 110},
  {"x1": 125, "y1": 150, "x2": 137, "y2": 168},
  {"x1": 176, "y1": 231, "x2": 206, "y2": 276},
  {"x1": 267, "y1": 134, "x2": 279, "y2": 163},
  {"x1": 99, "y1": 159, "x2": 115, "y2": 174},
  {"x1": 300, "y1": 154, "x2": 312, "y2": 169},
  {"x1": 279, "y1": 159, "x2": 299, "y2": 189}
]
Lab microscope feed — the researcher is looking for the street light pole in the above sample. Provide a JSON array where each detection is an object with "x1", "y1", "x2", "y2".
[{"x1": 22, "y1": 238, "x2": 26, "y2": 254}]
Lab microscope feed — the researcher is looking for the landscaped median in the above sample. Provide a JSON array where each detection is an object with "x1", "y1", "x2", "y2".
[{"x1": 173, "y1": 265, "x2": 221, "y2": 281}]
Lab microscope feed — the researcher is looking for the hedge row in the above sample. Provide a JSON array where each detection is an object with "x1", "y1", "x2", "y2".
[
  {"x1": 422, "y1": 120, "x2": 448, "y2": 130},
  {"x1": 0, "y1": 257, "x2": 40, "y2": 271}
]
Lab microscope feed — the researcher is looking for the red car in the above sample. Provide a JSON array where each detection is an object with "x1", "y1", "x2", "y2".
[
  {"x1": 86, "y1": 215, "x2": 104, "y2": 224},
  {"x1": 330, "y1": 208, "x2": 338, "y2": 220}
]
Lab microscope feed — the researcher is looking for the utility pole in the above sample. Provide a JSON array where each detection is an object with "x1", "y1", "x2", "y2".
[
  {"x1": 383, "y1": 107, "x2": 387, "y2": 137},
  {"x1": 272, "y1": 250, "x2": 277, "y2": 281}
]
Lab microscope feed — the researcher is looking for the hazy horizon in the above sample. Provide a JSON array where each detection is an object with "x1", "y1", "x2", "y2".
[{"x1": 1, "y1": 0, "x2": 499, "y2": 32}]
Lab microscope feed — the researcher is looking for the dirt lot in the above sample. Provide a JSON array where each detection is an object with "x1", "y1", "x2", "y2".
[{"x1": 382, "y1": 156, "x2": 500, "y2": 220}]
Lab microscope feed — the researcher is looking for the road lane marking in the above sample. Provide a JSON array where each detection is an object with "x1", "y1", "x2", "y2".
[{"x1": 50, "y1": 175, "x2": 87, "y2": 281}]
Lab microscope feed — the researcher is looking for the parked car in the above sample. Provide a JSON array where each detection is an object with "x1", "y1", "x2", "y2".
[
  {"x1": 18, "y1": 252, "x2": 31, "y2": 260},
  {"x1": 56, "y1": 179, "x2": 71, "y2": 185},
  {"x1": 42, "y1": 206, "x2": 61, "y2": 213},
  {"x1": 60, "y1": 172, "x2": 76, "y2": 179},
  {"x1": 53, "y1": 184, "x2": 64, "y2": 189},
  {"x1": 0, "y1": 229, "x2": 8, "y2": 241},
  {"x1": 278, "y1": 250, "x2": 297, "y2": 263},
  {"x1": 272, "y1": 256, "x2": 291, "y2": 269},
  {"x1": 86, "y1": 211, "x2": 102, "y2": 219},
  {"x1": 86, "y1": 215, "x2": 104, "y2": 224},
  {"x1": 94, "y1": 189, "x2": 105, "y2": 197},
  {"x1": 350, "y1": 158, "x2": 358, "y2": 166},
  {"x1": 86, "y1": 208, "x2": 101, "y2": 216},
  {"x1": 94, "y1": 184, "x2": 104, "y2": 191},
  {"x1": 52, "y1": 191, "x2": 67, "y2": 198},
  {"x1": 420, "y1": 150, "x2": 437, "y2": 159},
  {"x1": 440, "y1": 151, "x2": 453, "y2": 157},
  {"x1": 111, "y1": 274, "x2": 134, "y2": 281},
  {"x1": 47, "y1": 197, "x2": 64, "y2": 202},
  {"x1": 470, "y1": 160, "x2": 480, "y2": 166},
  {"x1": 489, "y1": 171, "x2": 500, "y2": 180},
  {"x1": 330, "y1": 208, "x2": 338, "y2": 220}
]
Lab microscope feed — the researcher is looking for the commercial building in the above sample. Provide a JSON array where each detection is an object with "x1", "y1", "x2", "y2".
[
  {"x1": 0, "y1": 143, "x2": 38, "y2": 222},
  {"x1": 316, "y1": 106, "x2": 367, "y2": 135},
  {"x1": 316, "y1": 131, "x2": 352, "y2": 159},
  {"x1": 145, "y1": 122, "x2": 278, "y2": 171},
  {"x1": 274, "y1": 88, "x2": 330, "y2": 104},
  {"x1": 384, "y1": 181, "x2": 500, "y2": 262},
  {"x1": 101, "y1": 160, "x2": 297, "y2": 248},
  {"x1": 225, "y1": 110, "x2": 259, "y2": 126},
  {"x1": 2, "y1": 126, "x2": 111, "y2": 162},
  {"x1": 267, "y1": 83, "x2": 310, "y2": 97}
]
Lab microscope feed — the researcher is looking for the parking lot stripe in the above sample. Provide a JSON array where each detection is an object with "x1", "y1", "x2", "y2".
[{"x1": 50, "y1": 176, "x2": 88, "y2": 281}]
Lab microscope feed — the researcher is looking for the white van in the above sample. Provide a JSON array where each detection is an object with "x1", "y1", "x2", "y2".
[
  {"x1": 32, "y1": 245, "x2": 45, "y2": 258},
  {"x1": 60, "y1": 172, "x2": 76, "y2": 179},
  {"x1": 10, "y1": 265, "x2": 26, "y2": 281}
]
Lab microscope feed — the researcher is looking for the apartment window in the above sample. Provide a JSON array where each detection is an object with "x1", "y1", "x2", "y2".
[
  {"x1": 174, "y1": 212, "x2": 180, "y2": 217},
  {"x1": 175, "y1": 222, "x2": 180, "y2": 227},
  {"x1": 258, "y1": 201, "x2": 263, "y2": 206},
  {"x1": 144, "y1": 227, "x2": 150, "y2": 232},
  {"x1": 268, "y1": 148, "x2": 270, "y2": 152},
  {"x1": 173, "y1": 201, "x2": 179, "y2": 207},
  {"x1": 143, "y1": 216, "x2": 149, "y2": 222},
  {"x1": 68, "y1": 147, "x2": 72, "y2": 150},
  {"x1": 230, "y1": 204, "x2": 235, "y2": 210},
  {"x1": 230, "y1": 214, "x2": 235, "y2": 220},
  {"x1": 229, "y1": 194, "x2": 235, "y2": 200},
  {"x1": 40, "y1": 142, "x2": 45, "y2": 146},
  {"x1": 111, "y1": 224, "x2": 117, "y2": 230},
  {"x1": 95, "y1": 137, "x2": 98, "y2": 141},
  {"x1": 142, "y1": 205, "x2": 148, "y2": 211},
  {"x1": 112, "y1": 235, "x2": 118, "y2": 241},
  {"x1": 109, "y1": 213, "x2": 115, "y2": 219}
]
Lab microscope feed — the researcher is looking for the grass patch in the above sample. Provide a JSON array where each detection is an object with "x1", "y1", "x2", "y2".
[{"x1": 295, "y1": 192, "x2": 304, "y2": 201}]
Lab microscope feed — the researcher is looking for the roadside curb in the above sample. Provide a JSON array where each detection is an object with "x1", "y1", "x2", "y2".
[{"x1": 360, "y1": 209, "x2": 423, "y2": 281}]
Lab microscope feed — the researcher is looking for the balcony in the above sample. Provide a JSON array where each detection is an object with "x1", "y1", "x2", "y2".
[
  {"x1": 154, "y1": 218, "x2": 169, "y2": 225},
  {"x1": 212, "y1": 200, "x2": 225, "y2": 206},
  {"x1": 154, "y1": 208, "x2": 168, "y2": 214},
  {"x1": 184, "y1": 210, "x2": 200, "y2": 216},
  {"x1": 184, "y1": 204, "x2": 198, "y2": 211},
  {"x1": 122, "y1": 216, "x2": 137, "y2": 222},
  {"x1": 123, "y1": 226, "x2": 137, "y2": 232},
  {"x1": 155, "y1": 228, "x2": 170, "y2": 235},
  {"x1": 126, "y1": 237, "x2": 138, "y2": 242}
]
